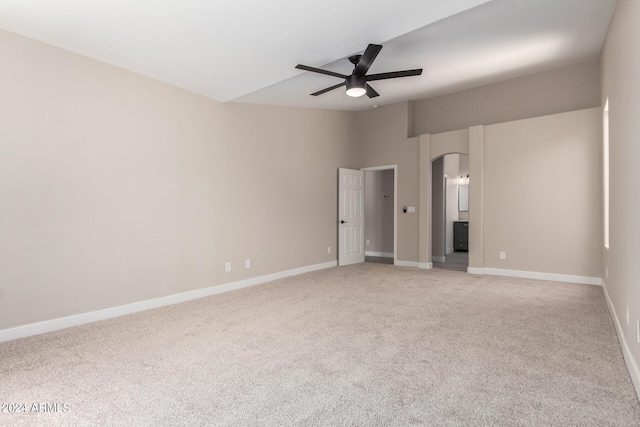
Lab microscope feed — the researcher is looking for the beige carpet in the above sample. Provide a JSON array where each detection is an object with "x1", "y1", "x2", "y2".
[{"x1": 1, "y1": 263, "x2": 639, "y2": 426}]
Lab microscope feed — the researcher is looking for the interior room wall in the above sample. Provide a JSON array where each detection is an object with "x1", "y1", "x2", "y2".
[
  {"x1": 431, "y1": 157, "x2": 445, "y2": 259},
  {"x1": 414, "y1": 58, "x2": 601, "y2": 135},
  {"x1": 455, "y1": 154, "x2": 469, "y2": 221},
  {"x1": 0, "y1": 29, "x2": 358, "y2": 330},
  {"x1": 457, "y1": 155, "x2": 470, "y2": 221},
  {"x1": 600, "y1": 0, "x2": 640, "y2": 395},
  {"x1": 483, "y1": 108, "x2": 602, "y2": 278},
  {"x1": 364, "y1": 170, "x2": 394, "y2": 257},
  {"x1": 444, "y1": 155, "x2": 460, "y2": 253},
  {"x1": 355, "y1": 102, "x2": 420, "y2": 264}
]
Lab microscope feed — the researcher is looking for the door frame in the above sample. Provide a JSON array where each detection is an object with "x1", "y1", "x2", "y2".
[
  {"x1": 361, "y1": 165, "x2": 398, "y2": 265},
  {"x1": 419, "y1": 128, "x2": 482, "y2": 272}
]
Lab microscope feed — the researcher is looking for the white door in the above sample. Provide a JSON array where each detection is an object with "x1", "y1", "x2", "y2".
[{"x1": 338, "y1": 168, "x2": 365, "y2": 266}]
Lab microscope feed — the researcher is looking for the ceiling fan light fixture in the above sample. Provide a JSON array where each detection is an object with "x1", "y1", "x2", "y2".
[
  {"x1": 346, "y1": 86, "x2": 366, "y2": 97},
  {"x1": 345, "y1": 75, "x2": 367, "y2": 97}
]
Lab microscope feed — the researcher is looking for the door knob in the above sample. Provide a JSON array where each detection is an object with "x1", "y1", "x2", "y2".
[{"x1": 340, "y1": 220, "x2": 348, "y2": 224}]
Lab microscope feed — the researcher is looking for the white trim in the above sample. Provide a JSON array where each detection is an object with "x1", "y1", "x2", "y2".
[
  {"x1": 361, "y1": 165, "x2": 397, "y2": 172},
  {"x1": 396, "y1": 260, "x2": 419, "y2": 268},
  {"x1": 446, "y1": 248, "x2": 454, "y2": 255},
  {"x1": 365, "y1": 251, "x2": 394, "y2": 258},
  {"x1": 603, "y1": 285, "x2": 640, "y2": 400},
  {"x1": 419, "y1": 262, "x2": 433, "y2": 270},
  {"x1": 432, "y1": 256, "x2": 446, "y2": 263},
  {"x1": 0, "y1": 261, "x2": 337, "y2": 343},
  {"x1": 467, "y1": 267, "x2": 485, "y2": 275},
  {"x1": 466, "y1": 267, "x2": 602, "y2": 286}
]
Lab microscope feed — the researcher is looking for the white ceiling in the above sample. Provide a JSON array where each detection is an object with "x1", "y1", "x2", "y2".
[{"x1": 0, "y1": 0, "x2": 616, "y2": 112}]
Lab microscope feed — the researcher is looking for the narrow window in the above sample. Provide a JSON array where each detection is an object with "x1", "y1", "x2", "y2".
[{"x1": 603, "y1": 99, "x2": 610, "y2": 249}]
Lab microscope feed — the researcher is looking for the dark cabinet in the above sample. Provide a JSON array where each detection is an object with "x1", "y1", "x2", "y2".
[{"x1": 454, "y1": 221, "x2": 468, "y2": 252}]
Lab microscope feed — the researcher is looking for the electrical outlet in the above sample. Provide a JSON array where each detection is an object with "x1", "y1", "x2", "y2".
[
  {"x1": 327, "y1": 247, "x2": 331, "y2": 254},
  {"x1": 225, "y1": 262, "x2": 231, "y2": 272},
  {"x1": 245, "y1": 259, "x2": 251, "y2": 269},
  {"x1": 366, "y1": 240, "x2": 370, "y2": 246},
  {"x1": 499, "y1": 252, "x2": 506, "y2": 260},
  {"x1": 627, "y1": 306, "x2": 630, "y2": 325}
]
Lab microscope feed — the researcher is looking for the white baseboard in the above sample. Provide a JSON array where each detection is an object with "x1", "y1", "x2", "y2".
[
  {"x1": 396, "y1": 260, "x2": 419, "y2": 268},
  {"x1": 446, "y1": 248, "x2": 454, "y2": 255},
  {"x1": 365, "y1": 251, "x2": 394, "y2": 258},
  {"x1": 393, "y1": 260, "x2": 431, "y2": 269},
  {"x1": 603, "y1": 284, "x2": 640, "y2": 401},
  {"x1": 0, "y1": 261, "x2": 337, "y2": 343},
  {"x1": 467, "y1": 267, "x2": 602, "y2": 286},
  {"x1": 432, "y1": 256, "x2": 446, "y2": 263}
]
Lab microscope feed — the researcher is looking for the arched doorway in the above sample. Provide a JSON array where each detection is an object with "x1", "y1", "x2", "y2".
[
  {"x1": 418, "y1": 126, "x2": 484, "y2": 272},
  {"x1": 432, "y1": 153, "x2": 469, "y2": 272}
]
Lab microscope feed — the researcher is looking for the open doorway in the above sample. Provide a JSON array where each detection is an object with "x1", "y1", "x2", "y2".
[
  {"x1": 432, "y1": 154, "x2": 469, "y2": 272},
  {"x1": 363, "y1": 167, "x2": 396, "y2": 265}
]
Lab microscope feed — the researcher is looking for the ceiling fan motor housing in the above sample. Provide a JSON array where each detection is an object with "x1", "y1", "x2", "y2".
[
  {"x1": 349, "y1": 54, "x2": 363, "y2": 65},
  {"x1": 346, "y1": 74, "x2": 366, "y2": 91}
]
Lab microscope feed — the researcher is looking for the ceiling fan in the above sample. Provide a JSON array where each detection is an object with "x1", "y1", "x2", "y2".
[{"x1": 295, "y1": 43, "x2": 423, "y2": 99}]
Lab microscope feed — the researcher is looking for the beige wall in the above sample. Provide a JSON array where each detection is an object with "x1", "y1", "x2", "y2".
[
  {"x1": 429, "y1": 129, "x2": 470, "y2": 160},
  {"x1": 431, "y1": 157, "x2": 445, "y2": 258},
  {"x1": 483, "y1": 108, "x2": 602, "y2": 277},
  {"x1": 356, "y1": 102, "x2": 420, "y2": 263},
  {"x1": 458, "y1": 154, "x2": 470, "y2": 221},
  {"x1": 0, "y1": 30, "x2": 358, "y2": 329},
  {"x1": 600, "y1": 0, "x2": 640, "y2": 393},
  {"x1": 444, "y1": 154, "x2": 468, "y2": 252},
  {"x1": 366, "y1": 105, "x2": 602, "y2": 278},
  {"x1": 414, "y1": 58, "x2": 601, "y2": 135},
  {"x1": 444, "y1": 155, "x2": 460, "y2": 253}
]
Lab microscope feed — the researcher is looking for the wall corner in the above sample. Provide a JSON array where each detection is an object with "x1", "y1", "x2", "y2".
[
  {"x1": 419, "y1": 134, "x2": 432, "y2": 265},
  {"x1": 468, "y1": 125, "x2": 484, "y2": 270},
  {"x1": 407, "y1": 101, "x2": 416, "y2": 138}
]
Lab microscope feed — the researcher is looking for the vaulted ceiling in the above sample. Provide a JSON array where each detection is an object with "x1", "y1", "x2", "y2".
[{"x1": 0, "y1": 0, "x2": 616, "y2": 111}]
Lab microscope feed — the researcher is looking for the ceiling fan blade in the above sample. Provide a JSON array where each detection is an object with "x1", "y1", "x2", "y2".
[
  {"x1": 295, "y1": 64, "x2": 347, "y2": 80},
  {"x1": 354, "y1": 44, "x2": 382, "y2": 76},
  {"x1": 365, "y1": 84, "x2": 379, "y2": 98},
  {"x1": 311, "y1": 82, "x2": 346, "y2": 96},
  {"x1": 366, "y1": 69, "x2": 423, "y2": 81}
]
